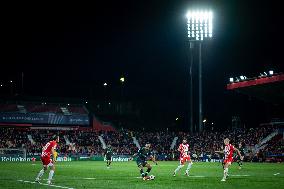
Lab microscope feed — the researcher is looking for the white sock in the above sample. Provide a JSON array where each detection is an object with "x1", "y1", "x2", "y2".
[
  {"x1": 223, "y1": 168, "x2": 228, "y2": 178},
  {"x1": 186, "y1": 163, "x2": 193, "y2": 173},
  {"x1": 48, "y1": 170, "x2": 55, "y2": 181},
  {"x1": 174, "y1": 165, "x2": 184, "y2": 174},
  {"x1": 36, "y1": 169, "x2": 45, "y2": 179}
]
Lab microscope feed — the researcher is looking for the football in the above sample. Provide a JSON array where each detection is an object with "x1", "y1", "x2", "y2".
[{"x1": 149, "y1": 175, "x2": 155, "y2": 180}]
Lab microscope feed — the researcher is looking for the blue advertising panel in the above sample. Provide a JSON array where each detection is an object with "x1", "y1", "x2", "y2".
[{"x1": 0, "y1": 113, "x2": 89, "y2": 125}]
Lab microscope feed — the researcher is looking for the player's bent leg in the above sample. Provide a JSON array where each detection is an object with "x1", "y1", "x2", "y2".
[
  {"x1": 227, "y1": 162, "x2": 231, "y2": 177},
  {"x1": 36, "y1": 157, "x2": 49, "y2": 183},
  {"x1": 237, "y1": 159, "x2": 242, "y2": 169},
  {"x1": 185, "y1": 160, "x2": 193, "y2": 176},
  {"x1": 35, "y1": 166, "x2": 47, "y2": 183},
  {"x1": 145, "y1": 163, "x2": 152, "y2": 176},
  {"x1": 47, "y1": 162, "x2": 55, "y2": 185},
  {"x1": 140, "y1": 169, "x2": 145, "y2": 177},
  {"x1": 221, "y1": 162, "x2": 230, "y2": 181},
  {"x1": 107, "y1": 160, "x2": 111, "y2": 168},
  {"x1": 141, "y1": 164, "x2": 152, "y2": 181},
  {"x1": 174, "y1": 161, "x2": 185, "y2": 176},
  {"x1": 138, "y1": 164, "x2": 145, "y2": 177}
]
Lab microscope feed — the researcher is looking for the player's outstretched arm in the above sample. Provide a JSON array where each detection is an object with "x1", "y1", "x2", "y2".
[
  {"x1": 234, "y1": 148, "x2": 243, "y2": 160},
  {"x1": 151, "y1": 155, "x2": 158, "y2": 165},
  {"x1": 215, "y1": 151, "x2": 224, "y2": 154},
  {"x1": 129, "y1": 153, "x2": 137, "y2": 161}
]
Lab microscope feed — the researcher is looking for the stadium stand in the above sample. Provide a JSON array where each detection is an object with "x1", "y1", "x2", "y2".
[
  {"x1": 0, "y1": 102, "x2": 89, "y2": 115},
  {"x1": 0, "y1": 97, "x2": 282, "y2": 162},
  {"x1": 93, "y1": 117, "x2": 116, "y2": 132},
  {"x1": 227, "y1": 72, "x2": 284, "y2": 104},
  {"x1": 0, "y1": 125, "x2": 282, "y2": 162},
  {"x1": 0, "y1": 101, "x2": 91, "y2": 127},
  {"x1": 0, "y1": 103, "x2": 19, "y2": 112},
  {"x1": 25, "y1": 104, "x2": 62, "y2": 114},
  {"x1": 68, "y1": 105, "x2": 88, "y2": 115},
  {"x1": 0, "y1": 128, "x2": 29, "y2": 148}
]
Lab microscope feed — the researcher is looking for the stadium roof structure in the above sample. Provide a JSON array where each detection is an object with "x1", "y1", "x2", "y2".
[{"x1": 227, "y1": 73, "x2": 284, "y2": 103}]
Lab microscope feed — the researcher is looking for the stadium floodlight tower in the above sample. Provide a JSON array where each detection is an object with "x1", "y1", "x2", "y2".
[{"x1": 186, "y1": 10, "x2": 213, "y2": 133}]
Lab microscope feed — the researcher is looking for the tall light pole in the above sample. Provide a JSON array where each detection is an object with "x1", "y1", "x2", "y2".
[
  {"x1": 119, "y1": 77, "x2": 125, "y2": 115},
  {"x1": 21, "y1": 72, "x2": 24, "y2": 94},
  {"x1": 120, "y1": 77, "x2": 125, "y2": 99},
  {"x1": 189, "y1": 41, "x2": 194, "y2": 133},
  {"x1": 103, "y1": 82, "x2": 108, "y2": 105},
  {"x1": 10, "y1": 80, "x2": 13, "y2": 96},
  {"x1": 186, "y1": 10, "x2": 213, "y2": 132}
]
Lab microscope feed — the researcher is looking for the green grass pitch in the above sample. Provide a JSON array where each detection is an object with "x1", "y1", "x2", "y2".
[{"x1": 0, "y1": 161, "x2": 283, "y2": 189}]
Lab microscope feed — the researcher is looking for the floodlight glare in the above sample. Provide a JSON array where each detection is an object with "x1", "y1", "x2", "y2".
[
  {"x1": 269, "y1": 70, "x2": 274, "y2": 75},
  {"x1": 240, "y1": 76, "x2": 245, "y2": 80},
  {"x1": 187, "y1": 10, "x2": 213, "y2": 41},
  {"x1": 229, "y1": 77, "x2": 234, "y2": 82},
  {"x1": 120, "y1": 77, "x2": 125, "y2": 83}
]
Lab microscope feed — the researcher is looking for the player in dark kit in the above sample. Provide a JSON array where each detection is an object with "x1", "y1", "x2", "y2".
[
  {"x1": 130, "y1": 142, "x2": 157, "y2": 180},
  {"x1": 105, "y1": 144, "x2": 113, "y2": 168},
  {"x1": 234, "y1": 142, "x2": 245, "y2": 169}
]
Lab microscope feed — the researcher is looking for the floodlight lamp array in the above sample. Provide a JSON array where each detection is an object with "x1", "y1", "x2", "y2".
[{"x1": 187, "y1": 11, "x2": 213, "y2": 41}]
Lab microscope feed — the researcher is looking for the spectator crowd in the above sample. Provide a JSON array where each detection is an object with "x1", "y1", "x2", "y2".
[{"x1": 0, "y1": 125, "x2": 283, "y2": 162}]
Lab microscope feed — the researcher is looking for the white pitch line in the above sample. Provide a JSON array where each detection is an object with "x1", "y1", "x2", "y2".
[
  {"x1": 172, "y1": 175, "x2": 205, "y2": 178},
  {"x1": 83, "y1": 178, "x2": 96, "y2": 180},
  {"x1": 273, "y1": 173, "x2": 280, "y2": 176},
  {"x1": 135, "y1": 175, "x2": 206, "y2": 178},
  {"x1": 17, "y1": 180, "x2": 75, "y2": 189}
]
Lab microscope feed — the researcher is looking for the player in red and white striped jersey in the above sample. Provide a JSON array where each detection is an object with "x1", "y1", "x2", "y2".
[
  {"x1": 216, "y1": 138, "x2": 243, "y2": 182},
  {"x1": 173, "y1": 139, "x2": 193, "y2": 176},
  {"x1": 35, "y1": 136, "x2": 59, "y2": 185}
]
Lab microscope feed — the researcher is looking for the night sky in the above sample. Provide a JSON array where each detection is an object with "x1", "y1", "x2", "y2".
[{"x1": 1, "y1": 1, "x2": 284, "y2": 130}]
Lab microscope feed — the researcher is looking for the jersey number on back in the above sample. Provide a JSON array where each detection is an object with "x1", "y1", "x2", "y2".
[{"x1": 43, "y1": 142, "x2": 51, "y2": 152}]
